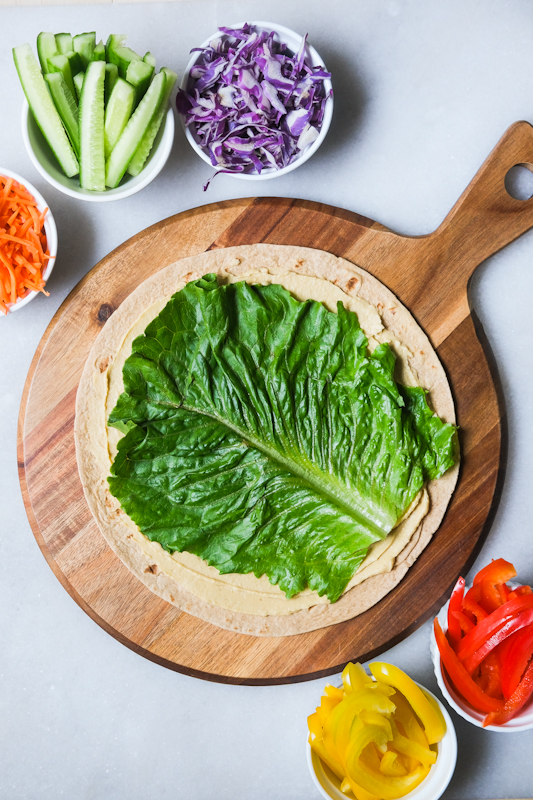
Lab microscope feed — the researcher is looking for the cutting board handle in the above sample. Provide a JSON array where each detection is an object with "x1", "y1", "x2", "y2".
[{"x1": 431, "y1": 120, "x2": 533, "y2": 284}]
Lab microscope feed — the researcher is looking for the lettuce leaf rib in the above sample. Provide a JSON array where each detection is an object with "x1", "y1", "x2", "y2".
[{"x1": 108, "y1": 275, "x2": 456, "y2": 602}]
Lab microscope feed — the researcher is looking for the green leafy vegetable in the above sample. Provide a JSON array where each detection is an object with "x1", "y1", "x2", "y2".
[{"x1": 108, "y1": 275, "x2": 456, "y2": 602}]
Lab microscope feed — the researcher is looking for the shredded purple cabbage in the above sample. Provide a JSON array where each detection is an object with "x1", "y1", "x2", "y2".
[{"x1": 176, "y1": 23, "x2": 332, "y2": 188}]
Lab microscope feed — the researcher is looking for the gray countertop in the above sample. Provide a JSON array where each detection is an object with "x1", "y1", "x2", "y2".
[{"x1": 2, "y1": 1, "x2": 533, "y2": 798}]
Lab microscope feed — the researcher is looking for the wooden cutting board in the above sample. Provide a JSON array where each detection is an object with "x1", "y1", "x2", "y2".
[{"x1": 18, "y1": 121, "x2": 533, "y2": 684}]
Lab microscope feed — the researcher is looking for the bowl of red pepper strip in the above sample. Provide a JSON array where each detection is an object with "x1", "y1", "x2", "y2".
[
  {"x1": 0, "y1": 167, "x2": 57, "y2": 313},
  {"x1": 431, "y1": 558, "x2": 533, "y2": 731}
]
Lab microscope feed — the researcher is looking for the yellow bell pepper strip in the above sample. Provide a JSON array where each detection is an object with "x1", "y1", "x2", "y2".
[
  {"x1": 379, "y1": 751, "x2": 407, "y2": 777},
  {"x1": 307, "y1": 711, "x2": 324, "y2": 740},
  {"x1": 309, "y1": 734, "x2": 345, "y2": 780},
  {"x1": 342, "y1": 741, "x2": 382, "y2": 800},
  {"x1": 325, "y1": 684, "x2": 345, "y2": 701},
  {"x1": 433, "y1": 619, "x2": 504, "y2": 713},
  {"x1": 341, "y1": 775, "x2": 381, "y2": 800},
  {"x1": 360, "y1": 741, "x2": 383, "y2": 772},
  {"x1": 316, "y1": 693, "x2": 342, "y2": 726},
  {"x1": 323, "y1": 696, "x2": 364, "y2": 762},
  {"x1": 390, "y1": 691, "x2": 429, "y2": 749},
  {"x1": 368, "y1": 682, "x2": 396, "y2": 698},
  {"x1": 369, "y1": 662, "x2": 446, "y2": 745},
  {"x1": 345, "y1": 725, "x2": 429, "y2": 800},
  {"x1": 390, "y1": 721, "x2": 437, "y2": 767},
  {"x1": 483, "y1": 659, "x2": 533, "y2": 727},
  {"x1": 342, "y1": 661, "x2": 373, "y2": 693},
  {"x1": 358, "y1": 711, "x2": 393, "y2": 739},
  {"x1": 324, "y1": 690, "x2": 394, "y2": 764},
  {"x1": 340, "y1": 687, "x2": 397, "y2": 717}
]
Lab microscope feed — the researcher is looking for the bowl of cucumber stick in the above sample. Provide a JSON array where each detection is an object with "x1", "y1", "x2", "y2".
[{"x1": 16, "y1": 33, "x2": 176, "y2": 202}]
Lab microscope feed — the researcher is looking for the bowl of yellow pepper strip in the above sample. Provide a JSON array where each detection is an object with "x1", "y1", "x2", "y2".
[{"x1": 307, "y1": 661, "x2": 457, "y2": 800}]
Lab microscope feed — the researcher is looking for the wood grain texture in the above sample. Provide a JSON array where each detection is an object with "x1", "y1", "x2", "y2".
[{"x1": 18, "y1": 122, "x2": 533, "y2": 684}]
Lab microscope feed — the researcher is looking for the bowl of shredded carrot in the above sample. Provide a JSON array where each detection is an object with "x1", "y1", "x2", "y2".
[{"x1": 0, "y1": 168, "x2": 57, "y2": 314}]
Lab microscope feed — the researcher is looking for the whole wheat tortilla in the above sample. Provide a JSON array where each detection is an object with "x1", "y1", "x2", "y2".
[{"x1": 75, "y1": 244, "x2": 458, "y2": 636}]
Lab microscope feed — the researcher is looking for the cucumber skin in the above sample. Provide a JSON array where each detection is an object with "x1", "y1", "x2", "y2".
[
  {"x1": 104, "y1": 63, "x2": 119, "y2": 105},
  {"x1": 45, "y1": 72, "x2": 80, "y2": 158},
  {"x1": 105, "y1": 71, "x2": 165, "y2": 188},
  {"x1": 36, "y1": 32, "x2": 58, "y2": 74},
  {"x1": 91, "y1": 42, "x2": 106, "y2": 62},
  {"x1": 106, "y1": 34, "x2": 142, "y2": 79},
  {"x1": 73, "y1": 71, "x2": 85, "y2": 100},
  {"x1": 47, "y1": 54, "x2": 76, "y2": 100},
  {"x1": 127, "y1": 68, "x2": 177, "y2": 177},
  {"x1": 73, "y1": 32, "x2": 96, "y2": 69},
  {"x1": 55, "y1": 33, "x2": 73, "y2": 56},
  {"x1": 79, "y1": 60, "x2": 106, "y2": 191},
  {"x1": 104, "y1": 78, "x2": 135, "y2": 159},
  {"x1": 14, "y1": 43, "x2": 79, "y2": 178},
  {"x1": 126, "y1": 59, "x2": 154, "y2": 107}
]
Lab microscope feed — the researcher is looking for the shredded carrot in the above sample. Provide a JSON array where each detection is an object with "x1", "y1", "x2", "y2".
[{"x1": 0, "y1": 175, "x2": 51, "y2": 314}]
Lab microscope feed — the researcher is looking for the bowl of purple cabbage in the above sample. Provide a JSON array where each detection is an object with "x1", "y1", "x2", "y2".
[{"x1": 176, "y1": 22, "x2": 333, "y2": 188}]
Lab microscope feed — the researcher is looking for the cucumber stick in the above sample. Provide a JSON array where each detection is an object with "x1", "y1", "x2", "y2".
[
  {"x1": 104, "y1": 78, "x2": 135, "y2": 159},
  {"x1": 64, "y1": 50, "x2": 84, "y2": 77},
  {"x1": 125, "y1": 59, "x2": 153, "y2": 107},
  {"x1": 73, "y1": 32, "x2": 96, "y2": 68},
  {"x1": 73, "y1": 71, "x2": 85, "y2": 100},
  {"x1": 13, "y1": 43, "x2": 79, "y2": 178},
  {"x1": 104, "y1": 63, "x2": 119, "y2": 104},
  {"x1": 106, "y1": 71, "x2": 165, "y2": 188},
  {"x1": 79, "y1": 60, "x2": 106, "y2": 191},
  {"x1": 55, "y1": 33, "x2": 73, "y2": 55},
  {"x1": 36, "y1": 32, "x2": 58, "y2": 74},
  {"x1": 128, "y1": 68, "x2": 176, "y2": 177},
  {"x1": 47, "y1": 54, "x2": 77, "y2": 99},
  {"x1": 106, "y1": 34, "x2": 142, "y2": 79},
  {"x1": 91, "y1": 40, "x2": 106, "y2": 62},
  {"x1": 143, "y1": 52, "x2": 156, "y2": 68},
  {"x1": 45, "y1": 72, "x2": 80, "y2": 158}
]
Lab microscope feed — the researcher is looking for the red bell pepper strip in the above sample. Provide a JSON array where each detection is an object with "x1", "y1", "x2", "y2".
[
  {"x1": 500, "y1": 622, "x2": 533, "y2": 700},
  {"x1": 450, "y1": 609, "x2": 475, "y2": 635},
  {"x1": 433, "y1": 619, "x2": 504, "y2": 713},
  {"x1": 473, "y1": 558, "x2": 517, "y2": 614},
  {"x1": 462, "y1": 608, "x2": 533, "y2": 675},
  {"x1": 453, "y1": 611, "x2": 476, "y2": 633},
  {"x1": 498, "y1": 582, "x2": 511, "y2": 604},
  {"x1": 483, "y1": 659, "x2": 533, "y2": 727},
  {"x1": 508, "y1": 585, "x2": 532, "y2": 601},
  {"x1": 462, "y1": 585, "x2": 488, "y2": 623},
  {"x1": 446, "y1": 577, "x2": 465, "y2": 648},
  {"x1": 477, "y1": 651, "x2": 502, "y2": 699},
  {"x1": 457, "y1": 594, "x2": 533, "y2": 662}
]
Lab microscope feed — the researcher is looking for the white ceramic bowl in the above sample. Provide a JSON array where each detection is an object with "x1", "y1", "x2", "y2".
[
  {"x1": 180, "y1": 21, "x2": 334, "y2": 181},
  {"x1": 307, "y1": 683, "x2": 457, "y2": 800},
  {"x1": 431, "y1": 592, "x2": 533, "y2": 732},
  {"x1": 0, "y1": 167, "x2": 57, "y2": 312},
  {"x1": 21, "y1": 102, "x2": 174, "y2": 202}
]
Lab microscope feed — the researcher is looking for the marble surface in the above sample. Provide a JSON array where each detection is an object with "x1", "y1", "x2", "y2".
[{"x1": 2, "y1": 1, "x2": 533, "y2": 798}]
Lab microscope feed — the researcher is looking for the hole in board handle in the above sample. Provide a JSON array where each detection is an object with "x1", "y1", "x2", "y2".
[{"x1": 505, "y1": 163, "x2": 533, "y2": 201}]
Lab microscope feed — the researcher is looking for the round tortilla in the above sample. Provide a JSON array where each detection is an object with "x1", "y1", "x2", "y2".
[{"x1": 75, "y1": 244, "x2": 458, "y2": 636}]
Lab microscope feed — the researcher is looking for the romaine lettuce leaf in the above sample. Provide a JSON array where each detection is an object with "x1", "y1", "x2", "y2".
[{"x1": 108, "y1": 275, "x2": 456, "y2": 602}]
